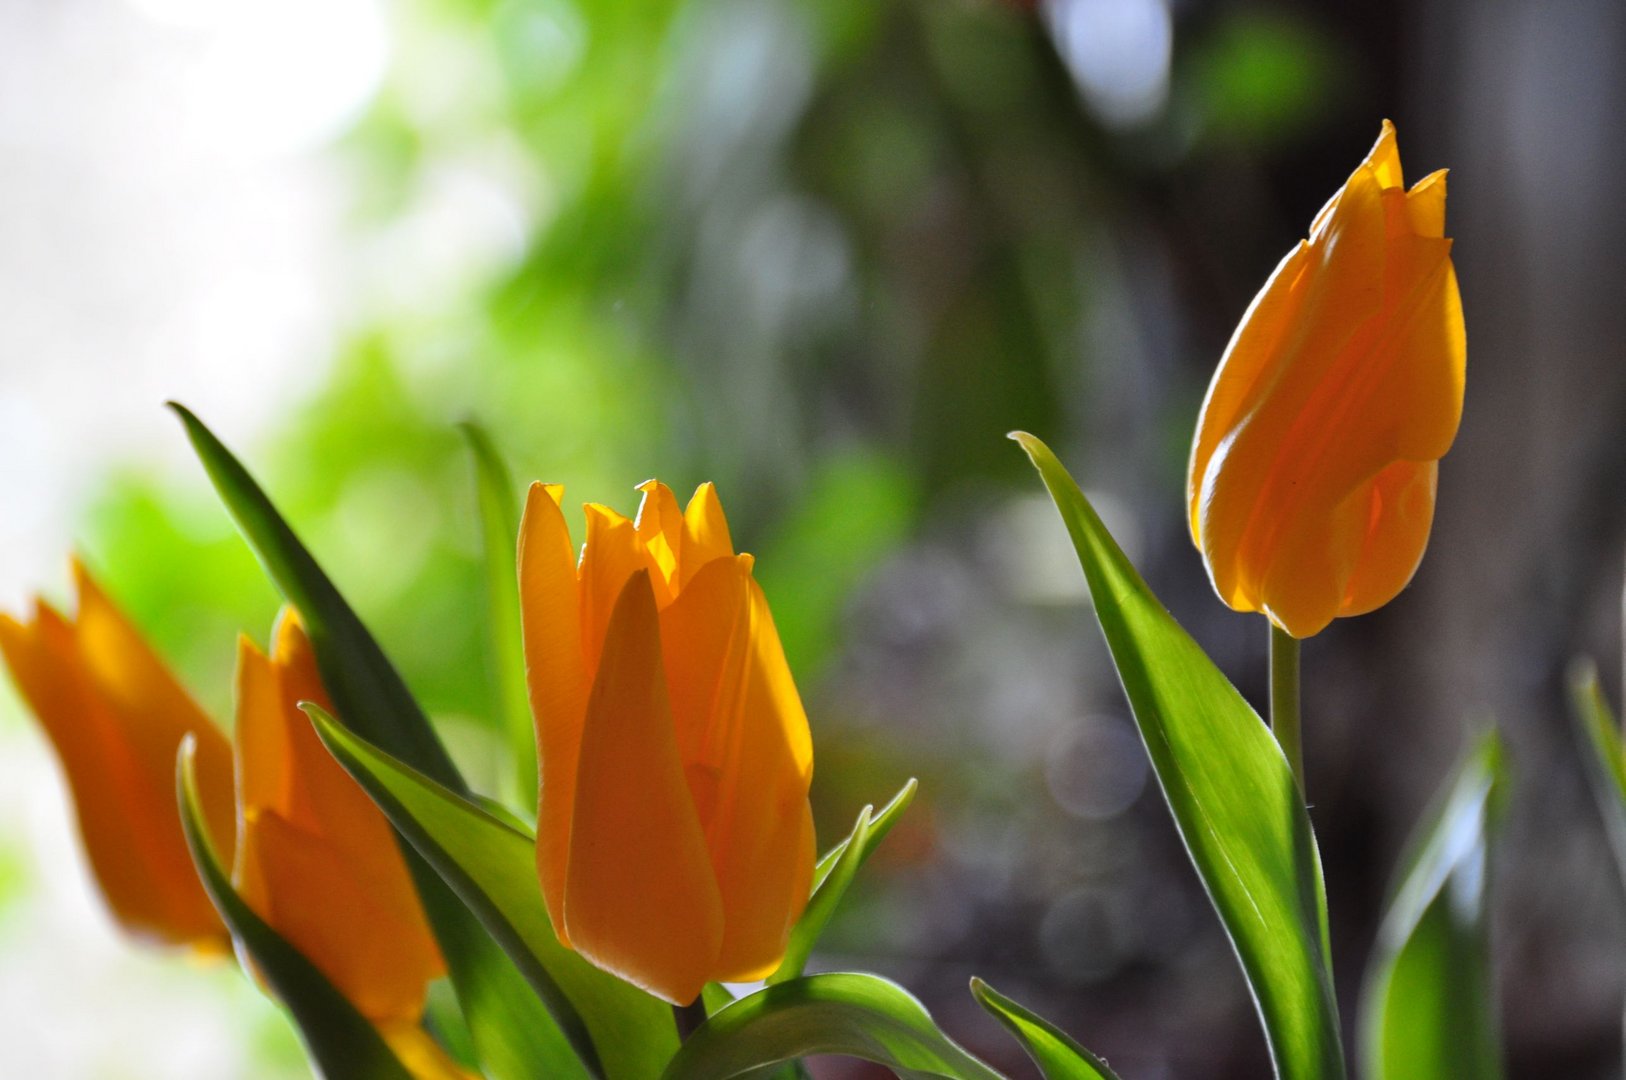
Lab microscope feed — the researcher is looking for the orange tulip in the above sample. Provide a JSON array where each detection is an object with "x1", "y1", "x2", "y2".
[
  {"x1": 232, "y1": 608, "x2": 445, "y2": 1025},
  {"x1": 519, "y1": 480, "x2": 815, "y2": 1004},
  {"x1": 0, "y1": 559, "x2": 234, "y2": 949},
  {"x1": 1187, "y1": 120, "x2": 1465, "y2": 638}
]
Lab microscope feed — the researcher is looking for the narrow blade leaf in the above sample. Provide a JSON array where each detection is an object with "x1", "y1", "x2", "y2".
[
  {"x1": 770, "y1": 805, "x2": 871, "y2": 984},
  {"x1": 459, "y1": 420, "x2": 538, "y2": 813},
  {"x1": 170, "y1": 404, "x2": 572, "y2": 1079},
  {"x1": 1359, "y1": 732, "x2": 1506, "y2": 1080},
  {"x1": 176, "y1": 738, "x2": 414, "y2": 1080},
  {"x1": 662, "y1": 973, "x2": 1002, "y2": 1080},
  {"x1": 970, "y1": 978, "x2": 1121, "y2": 1080},
  {"x1": 1013, "y1": 432, "x2": 1343, "y2": 1080},
  {"x1": 811, "y1": 778, "x2": 918, "y2": 894},
  {"x1": 310, "y1": 706, "x2": 677, "y2": 1080}
]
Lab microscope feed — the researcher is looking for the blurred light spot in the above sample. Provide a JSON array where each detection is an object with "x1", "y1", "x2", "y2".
[
  {"x1": 493, "y1": 0, "x2": 586, "y2": 98},
  {"x1": 995, "y1": 492, "x2": 1142, "y2": 605},
  {"x1": 1044, "y1": 0, "x2": 1171, "y2": 129},
  {"x1": 125, "y1": 0, "x2": 389, "y2": 159},
  {"x1": 1046, "y1": 714, "x2": 1148, "y2": 820}
]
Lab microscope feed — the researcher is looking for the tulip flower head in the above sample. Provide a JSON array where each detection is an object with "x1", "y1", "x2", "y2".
[
  {"x1": 233, "y1": 608, "x2": 445, "y2": 1025},
  {"x1": 0, "y1": 559, "x2": 235, "y2": 949},
  {"x1": 1188, "y1": 120, "x2": 1465, "y2": 638},
  {"x1": 519, "y1": 480, "x2": 816, "y2": 1005}
]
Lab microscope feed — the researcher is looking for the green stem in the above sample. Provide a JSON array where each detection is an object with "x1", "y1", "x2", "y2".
[{"x1": 1270, "y1": 623, "x2": 1304, "y2": 796}]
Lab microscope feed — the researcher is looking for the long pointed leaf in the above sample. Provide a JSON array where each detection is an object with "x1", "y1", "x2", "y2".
[
  {"x1": 770, "y1": 805, "x2": 871, "y2": 983},
  {"x1": 811, "y1": 778, "x2": 918, "y2": 894},
  {"x1": 662, "y1": 973, "x2": 1002, "y2": 1080},
  {"x1": 459, "y1": 420, "x2": 537, "y2": 813},
  {"x1": 176, "y1": 739, "x2": 414, "y2": 1080},
  {"x1": 170, "y1": 404, "x2": 569, "y2": 1080},
  {"x1": 969, "y1": 979, "x2": 1121, "y2": 1080},
  {"x1": 310, "y1": 706, "x2": 677, "y2": 1080},
  {"x1": 1013, "y1": 432, "x2": 1343, "y2": 1080},
  {"x1": 1358, "y1": 732, "x2": 1505, "y2": 1080}
]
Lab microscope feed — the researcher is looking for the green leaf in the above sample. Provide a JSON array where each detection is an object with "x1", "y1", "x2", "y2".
[
  {"x1": 1013, "y1": 432, "x2": 1343, "y2": 1080},
  {"x1": 1359, "y1": 731, "x2": 1506, "y2": 1080},
  {"x1": 168, "y1": 401, "x2": 459, "y2": 787},
  {"x1": 169, "y1": 403, "x2": 574, "y2": 1080},
  {"x1": 811, "y1": 778, "x2": 918, "y2": 894},
  {"x1": 1571, "y1": 662, "x2": 1626, "y2": 890},
  {"x1": 969, "y1": 978, "x2": 1121, "y2": 1080},
  {"x1": 770, "y1": 778, "x2": 917, "y2": 984},
  {"x1": 770, "y1": 805, "x2": 871, "y2": 983},
  {"x1": 459, "y1": 420, "x2": 538, "y2": 814},
  {"x1": 310, "y1": 705, "x2": 678, "y2": 1080},
  {"x1": 175, "y1": 738, "x2": 414, "y2": 1080},
  {"x1": 662, "y1": 973, "x2": 1002, "y2": 1080}
]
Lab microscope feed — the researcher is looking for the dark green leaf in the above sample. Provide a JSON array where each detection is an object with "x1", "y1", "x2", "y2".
[
  {"x1": 170, "y1": 403, "x2": 574, "y2": 1080},
  {"x1": 969, "y1": 978, "x2": 1120, "y2": 1080},
  {"x1": 459, "y1": 420, "x2": 537, "y2": 814},
  {"x1": 1013, "y1": 432, "x2": 1343, "y2": 1080},
  {"x1": 662, "y1": 973, "x2": 1002, "y2": 1080},
  {"x1": 1359, "y1": 732, "x2": 1506, "y2": 1080},
  {"x1": 175, "y1": 738, "x2": 414, "y2": 1080},
  {"x1": 310, "y1": 705, "x2": 677, "y2": 1080}
]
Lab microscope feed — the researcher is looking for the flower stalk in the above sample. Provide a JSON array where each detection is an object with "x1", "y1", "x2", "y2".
[{"x1": 1270, "y1": 623, "x2": 1304, "y2": 796}]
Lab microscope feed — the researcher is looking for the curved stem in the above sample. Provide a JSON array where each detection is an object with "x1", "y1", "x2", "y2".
[{"x1": 1269, "y1": 623, "x2": 1305, "y2": 797}]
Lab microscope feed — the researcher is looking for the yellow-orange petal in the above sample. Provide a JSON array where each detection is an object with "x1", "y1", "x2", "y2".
[
  {"x1": 518, "y1": 482, "x2": 589, "y2": 937},
  {"x1": 0, "y1": 569, "x2": 234, "y2": 948},
  {"x1": 707, "y1": 573, "x2": 815, "y2": 978},
  {"x1": 680, "y1": 483, "x2": 735, "y2": 589},
  {"x1": 563, "y1": 571, "x2": 723, "y2": 1004},
  {"x1": 1338, "y1": 459, "x2": 1437, "y2": 618},
  {"x1": 236, "y1": 808, "x2": 441, "y2": 1023},
  {"x1": 634, "y1": 480, "x2": 685, "y2": 606},
  {"x1": 578, "y1": 502, "x2": 643, "y2": 676}
]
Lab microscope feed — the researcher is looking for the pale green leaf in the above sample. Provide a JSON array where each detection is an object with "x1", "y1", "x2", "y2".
[{"x1": 970, "y1": 978, "x2": 1120, "y2": 1080}]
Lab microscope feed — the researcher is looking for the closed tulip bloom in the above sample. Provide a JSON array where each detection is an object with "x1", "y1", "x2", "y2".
[
  {"x1": 233, "y1": 609, "x2": 445, "y2": 1026},
  {"x1": 1188, "y1": 120, "x2": 1465, "y2": 639},
  {"x1": 519, "y1": 480, "x2": 815, "y2": 1005},
  {"x1": 0, "y1": 559, "x2": 235, "y2": 949}
]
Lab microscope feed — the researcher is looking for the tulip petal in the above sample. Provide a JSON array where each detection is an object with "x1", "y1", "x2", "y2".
[
  {"x1": 564, "y1": 571, "x2": 723, "y2": 1004},
  {"x1": 1339, "y1": 460, "x2": 1437, "y2": 618},
  {"x1": 234, "y1": 611, "x2": 444, "y2": 1022},
  {"x1": 716, "y1": 575, "x2": 817, "y2": 977},
  {"x1": 1405, "y1": 170, "x2": 1448, "y2": 239},
  {"x1": 1366, "y1": 119, "x2": 1404, "y2": 191},
  {"x1": 519, "y1": 483, "x2": 590, "y2": 936},
  {"x1": 657, "y1": 556, "x2": 815, "y2": 978},
  {"x1": 681, "y1": 483, "x2": 736, "y2": 588},
  {"x1": 635, "y1": 480, "x2": 685, "y2": 606},
  {"x1": 578, "y1": 503, "x2": 642, "y2": 674},
  {"x1": 237, "y1": 807, "x2": 443, "y2": 1024},
  {"x1": 1, "y1": 583, "x2": 233, "y2": 947}
]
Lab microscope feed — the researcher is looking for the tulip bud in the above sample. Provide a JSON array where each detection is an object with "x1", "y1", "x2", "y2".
[
  {"x1": 519, "y1": 480, "x2": 815, "y2": 1004},
  {"x1": 1188, "y1": 120, "x2": 1465, "y2": 638},
  {"x1": 233, "y1": 608, "x2": 445, "y2": 1024},
  {"x1": 0, "y1": 560, "x2": 235, "y2": 949}
]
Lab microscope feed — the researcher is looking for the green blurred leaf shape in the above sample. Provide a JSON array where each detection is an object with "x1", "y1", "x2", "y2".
[
  {"x1": 1013, "y1": 432, "x2": 1343, "y2": 1080},
  {"x1": 169, "y1": 403, "x2": 597, "y2": 1080},
  {"x1": 1571, "y1": 663, "x2": 1626, "y2": 892},
  {"x1": 459, "y1": 420, "x2": 538, "y2": 814},
  {"x1": 310, "y1": 705, "x2": 678, "y2": 1080},
  {"x1": 1359, "y1": 731, "x2": 1506, "y2": 1080},
  {"x1": 969, "y1": 978, "x2": 1121, "y2": 1080},
  {"x1": 772, "y1": 777, "x2": 916, "y2": 984},
  {"x1": 662, "y1": 973, "x2": 1002, "y2": 1080},
  {"x1": 176, "y1": 738, "x2": 414, "y2": 1080}
]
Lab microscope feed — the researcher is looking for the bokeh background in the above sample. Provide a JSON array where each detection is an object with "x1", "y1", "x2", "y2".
[{"x1": 2, "y1": 0, "x2": 1624, "y2": 1075}]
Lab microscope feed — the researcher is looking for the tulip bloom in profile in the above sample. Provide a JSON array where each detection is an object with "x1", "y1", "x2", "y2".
[
  {"x1": 0, "y1": 559, "x2": 235, "y2": 949},
  {"x1": 233, "y1": 609, "x2": 445, "y2": 1028},
  {"x1": 1188, "y1": 120, "x2": 1465, "y2": 639},
  {"x1": 519, "y1": 480, "x2": 815, "y2": 1005}
]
